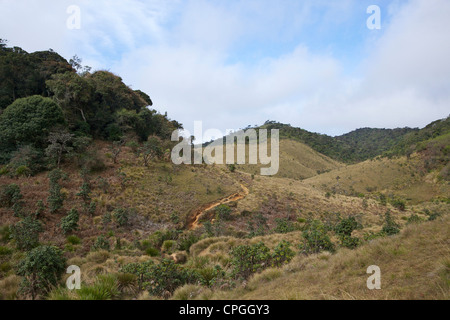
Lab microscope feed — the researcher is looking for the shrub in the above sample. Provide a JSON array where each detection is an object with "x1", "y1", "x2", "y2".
[
  {"x1": 216, "y1": 205, "x2": 232, "y2": 221},
  {"x1": 178, "y1": 232, "x2": 201, "y2": 254},
  {"x1": 381, "y1": 211, "x2": 400, "y2": 236},
  {"x1": 47, "y1": 169, "x2": 65, "y2": 213},
  {"x1": 407, "y1": 214, "x2": 424, "y2": 224},
  {"x1": 143, "y1": 259, "x2": 197, "y2": 297},
  {"x1": 10, "y1": 216, "x2": 43, "y2": 251},
  {"x1": 0, "y1": 184, "x2": 23, "y2": 208},
  {"x1": 334, "y1": 216, "x2": 362, "y2": 249},
  {"x1": 196, "y1": 265, "x2": 225, "y2": 287},
  {"x1": 16, "y1": 245, "x2": 66, "y2": 300},
  {"x1": 299, "y1": 219, "x2": 335, "y2": 254},
  {"x1": 112, "y1": 207, "x2": 129, "y2": 227},
  {"x1": 91, "y1": 235, "x2": 110, "y2": 251},
  {"x1": 271, "y1": 240, "x2": 295, "y2": 267},
  {"x1": 145, "y1": 247, "x2": 159, "y2": 257},
  {"x1": 0, "y1": 95, "x2": 66, "y2": 155},
  {"x1": 273, "y1": 218, "x2": 295, "y2": 234},
  {"x1": 230, "y1": 242, "x2": 271, "y2": 279},
  {"x1": 120, "y1": 259, "x2": 197, "y2": 297},
  {"x1": 390, "y1": 198, "x2": 406, "y2": 211},
  {"x1": 66, "y1": 235, "x2": 81, "y2": 245},
  {"x1": 60, "y1": 208, "x2": 79, "y2": 234},
  {"x1": 162, "y1": 240, "x2": 177, "y2": 254}
]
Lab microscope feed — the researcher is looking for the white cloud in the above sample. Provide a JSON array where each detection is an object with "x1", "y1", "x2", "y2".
[{"x1": 1, "y1": 0, "x2": 449, "y2": 139}]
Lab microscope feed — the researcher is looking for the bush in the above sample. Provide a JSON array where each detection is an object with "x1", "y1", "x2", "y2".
[
  {"x1": 16, "y1": 245, "x2": 66, "y2": 300},
  {"x1": 381, "y1": 211, "x2": 400, "y2": 236},
  {"x1": 162, "y1": 240, "x2": 177, "y2": 254},
  {"x1": 120, "y1": 259, "x2": 197, "y2": 297},
  {"x1": 271, "y1": 240, "x2": 295, "y2": 267},
  {"x1": 47, "y1": 169, "x2": 66, "y2": 213},
  {"x1": 407, "y1": 214, "x2": 424, "y2": 224},
  {"x1": 0, "y1": 95, "x2": 66, "y2": 156},
  {"x1": 91, "y1": 235, "x2": 110, "y2": 251},
  {"x1": 300, "y1": 219, "x2": 335, "y2": 254},
  {"x1": 143, "y1": 259, "x2": 197, "y2": 297},
  {"x1": 216, "y1": 205, "x2": 232, "y2": 221},
  {"x1": 60, "y1": 208, "x2": 79, "y2": 234},
  {"x1": 230, "y1": 242, "x2": 272, "y2": 279},
  {"x1": 273, "y1": 218, "x2": 295, "y2": 234},
  {"x1": 66, "y1": 235, "x2": 81, "y2": 245},
  {"x1": 112, "y1": 207, "x2": 129, "y2": 227},
  {"x1": 0, "y1": 184, "x2": 23, "y2": 208},
  {"x1": 334, "y1": 216, "x2": 362, "y2": 249},
  {"x1": 10, "y1": 216, "x2": 43, "y2": 251}
]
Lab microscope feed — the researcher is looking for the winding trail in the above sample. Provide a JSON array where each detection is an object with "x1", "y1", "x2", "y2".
[{"x1": 187, "y1": 183, "x2": 249, "y2": 230}]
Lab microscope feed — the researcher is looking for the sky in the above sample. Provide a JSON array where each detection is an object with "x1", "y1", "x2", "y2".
[{"x1": 1, "y1": 0, "x2": 449, "y2": 141}]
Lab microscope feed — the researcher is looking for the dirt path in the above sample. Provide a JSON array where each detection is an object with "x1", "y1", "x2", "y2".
[{"x1": 187, "y1": 183, "x2": 249, "y2": 230}]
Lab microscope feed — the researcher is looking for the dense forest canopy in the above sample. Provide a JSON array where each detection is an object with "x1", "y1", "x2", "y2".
[{"x1": 0, "y1": 39, "x2": 182, "y2": 170}]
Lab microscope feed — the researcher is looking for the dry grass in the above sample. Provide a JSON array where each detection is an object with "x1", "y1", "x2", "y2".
[{"x1": 211, "y1": 215, "x2": 450, "y2": 300}]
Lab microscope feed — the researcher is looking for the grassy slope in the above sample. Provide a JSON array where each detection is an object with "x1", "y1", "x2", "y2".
[
  {"x1": 210, "y1": 215, "x2": 450, "y2": 300},
  {"x1": 235, "y1": 139, "x2": 342, "y2": 180},
  {"x1": 303, "y1": 153, "x2": 449, "y2": 204}
]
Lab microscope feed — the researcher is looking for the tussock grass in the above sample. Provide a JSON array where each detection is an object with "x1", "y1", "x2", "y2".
[{"x1": 210, "y1": 215, "x2": 450, "y2": 300}]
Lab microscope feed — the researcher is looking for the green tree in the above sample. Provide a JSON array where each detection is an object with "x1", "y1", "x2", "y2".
[
  {"x1": 45, "y1": 131, "x2": 74, "y2": 167},
  {"x1": 10, "y1": 215, "x2": 43, "y2": 251},
  {"x1": 60, "y1": 208, "x2": 79, "y2": 234},
  {"x1": 141, "y1": 137, "x2": 163, "y2": 166},
  {"x1": 0, "y1": 95, "x2": 65, "y2": 158},
  {"x1": 16, "y1": 245, "x2": 66, "y2": 300},
  {"x1": 47, "y1": 169, "x2": 65, "y2": 213}
]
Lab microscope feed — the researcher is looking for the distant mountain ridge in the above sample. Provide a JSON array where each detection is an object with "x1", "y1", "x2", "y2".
[{"x1": 260, "y1": 117, "x2": 449, "y2": 164}]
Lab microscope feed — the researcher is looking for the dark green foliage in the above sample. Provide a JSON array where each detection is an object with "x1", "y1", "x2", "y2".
[
  {"x1": 177, "y1": 232, "x2": 201, "y2": 254},
  {"x1": 60, "y1": 208, "x2": 79, "y2": 234},
  {"x1": 262, "y1": 121, "x2": 417, "y2": 163},
  {"x1": 120, "y1": 259, "x2": 198, "y2": 297},
  {"x1": 47, "y1": 169, "x2": 65, "y2": 213},
  {"x1": 66, "y1": 235, "x2": 81, "y2": 245},
  {"x1": 196, "y1": 265, "x2": 226, "y2": 287},
  {"x1": 9, "y1": 145, "x2": 44, "y2": 175},
  {"x1": 112, "y1": 207, "x2": 129, "y2": 227},
  {"x1": 334, "y1": 216, "x2": 362, "y2": 249},
  {"x1": 390, "y1": 197, "x2": 406, "y2": 211},
  {"x1": 0, "y1": 225, "x2": 12, "y2": 244},
  {"x1": 300, "y1": 219, "x2": 335, "y2": 254},
  {"x1": 271, "y1": 240, "x2": 295, "y2": 267},
  {"x1": 273, "y1": 218, "x2": 296, "y2": 234},
  {"x1": 406, "y1": 214, "x2": 424, "y2": 224},
  {"x1": 382, "y1": 211, "x2": 401, "y2": 236},
  {"x1": 10, "y1": 215, "x2": 43, "y2": 251},
  {"x1": 0, "y1": 183, "x2": 22, "y2": 208},
  {"x1": 16, "y1": 245, "x2": 66, "y2": 300},
  {"x1": 216, "y1": 205, "x2": 232, "y2": 221},
  {"x1": 0, "y1": 44, "x2": 73, "y2": 111},
  {"x1": 230, "y1": 242, "x2": 271, "y2": 279},
  {"x1": 0, "y1": 95, "x2": 66, "y2": 159}
]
